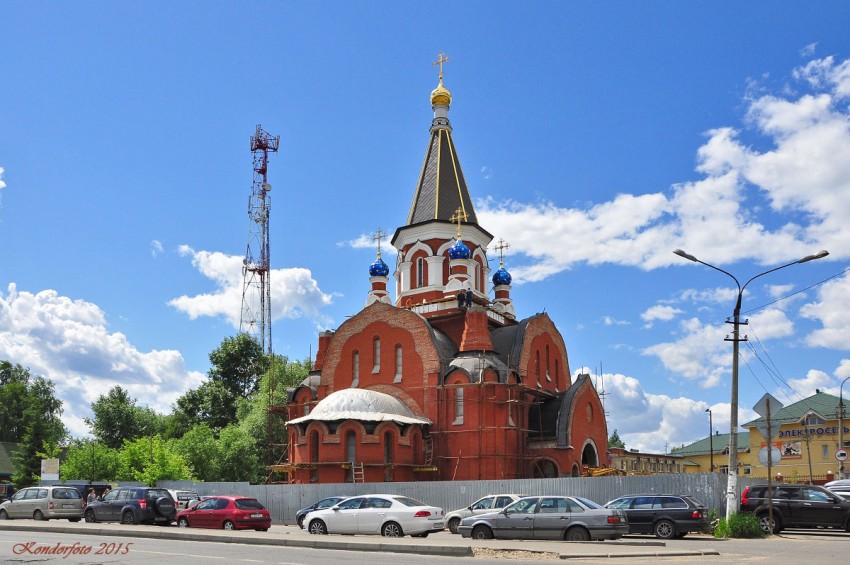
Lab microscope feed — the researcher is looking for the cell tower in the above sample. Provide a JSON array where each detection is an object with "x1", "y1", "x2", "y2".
[{"x1": 240, "y1": 125, "x2": 280, "y2": 354}]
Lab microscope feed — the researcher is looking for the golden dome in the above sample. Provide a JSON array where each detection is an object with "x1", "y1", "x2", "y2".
[{"x1": 430, "y1": 79, "x2": 452, "y2": 107}]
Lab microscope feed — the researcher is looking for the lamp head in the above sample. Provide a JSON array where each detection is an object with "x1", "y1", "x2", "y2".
[
  {"x1": 673, "y1": 249, "x2": 698, "y2": 262},
  {"x1": 798, "y1": 250, "x2": 829, "y2": 263}
]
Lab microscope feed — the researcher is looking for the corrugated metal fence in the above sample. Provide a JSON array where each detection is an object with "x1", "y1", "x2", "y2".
[{"x1": 152, "y1": 473, "x2": 731, "y2": 525}]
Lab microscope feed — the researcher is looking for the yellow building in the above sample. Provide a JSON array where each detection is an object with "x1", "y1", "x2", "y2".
[{"x1": 673, "y1": 391, "x2": 849, "y2": 482}]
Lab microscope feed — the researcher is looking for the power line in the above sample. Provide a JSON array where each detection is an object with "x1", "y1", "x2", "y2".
[{"x1": 742, "y1": 267, "x2": 850, "y2": 315}]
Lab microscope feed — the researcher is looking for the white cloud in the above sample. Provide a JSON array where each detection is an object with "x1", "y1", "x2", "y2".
[
  {"x1": 0, "y1": 283, "x2": 205, "y2": 437},
  {"x1": 168, "y1": 246, "x2": 334, "y2": 328},
  {"x1": 477, "y1": 56, "x2": 850, "y2": 283},
  {"x1": 602, "y1": 316, "x2": 630, "y2": 327},
  {"x1": 642, "y1": 317, "x2": 728, "y2": 388},
  {"x1": 338, "y1": 233, "x2": 396, "y2": 255},
  {"x1": 0, "y1": 166, "x2": 6, "y2": 204},
  {"x1": 641, "y1": 305, "x2": 683, "y2": 328},
  {"x1": 597, "y1": 372, "x2": 756, "y2": 453},
  {"x1": 150, "y1": 240, "x2": 164, "y2": 257},
  {"x1": 800, "y1": 272, "x2": 850, "y2": 349},
  {"x1": 786, "y1": 369, "x2": 833, "y2": 400},
  {"x1": 481, "y1": 166, "x2": 493, "y2": 180}
]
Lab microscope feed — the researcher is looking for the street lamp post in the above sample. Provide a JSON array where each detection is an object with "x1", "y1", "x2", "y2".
[
  {"x1": 674, "y1": 249, "x2": 828, "y2": 520},
  {"x1": 706, "y1": 408, "x2": 714, "y2": 472},
  {"x1": 840, "y1": 376, "x2": 850, "y2": 479}
]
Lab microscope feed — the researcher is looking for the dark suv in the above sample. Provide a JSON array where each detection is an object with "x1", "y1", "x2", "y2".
[
  {"x1": 604, "y1": 494, "x2": 711, "y2": 539},
  {"x1": 741, "y1": 484, "x2": 850, "y2": 533},
  {"x1": 84, "y1": 487, "x2": 176, "y2": 525}
]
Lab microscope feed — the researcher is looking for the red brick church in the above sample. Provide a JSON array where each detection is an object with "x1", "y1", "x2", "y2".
[{"x1": 284, "y1": 61, "x2": 609, "y2": 483}]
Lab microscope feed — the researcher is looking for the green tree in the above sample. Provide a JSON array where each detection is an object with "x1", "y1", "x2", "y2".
[
  {"x1": 171, "y1": 380, "x2": 235, "y2": 435},
  {"x1": 175, "y1": 424, "x2": 221, "y2": 481},
  {"x1": 217, "y1": 425, "x2": 262, "y2": 483},
  {"x1": 59, "y1": 440, "x2": 122, "y2": 482},
  {"x1": 608, "y1": 429, "x2": 625, "y2": 449},
  {"x1": 117, "y1": 436, "x2": 194, "y2": 485},
  {"x1": 4, "y1": 365, "x2": 68, "y2": 487},
  {"x1": 86, "y1": 386, "x2": 159, "y2": 449},
  {"x1": 0, "y1": 361, "x2": 31, "y2": 442},
  {"x1": 208, "y1": 333, "x2": 266, "y2": 397}
]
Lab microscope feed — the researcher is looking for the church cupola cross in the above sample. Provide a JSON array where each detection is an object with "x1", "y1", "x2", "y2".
[
  {"x1": 373, "y1": 228, "x2": 386, "y2": 258},
  {"x1": 433, "y1": 52, "x2": 450, "y2": 82},
  {"x1": 449, "y1": 207, "x2": 468, "y2": 239},
  {"x1": 494, "y1": 238, "x2": 510, "y2": 268}
]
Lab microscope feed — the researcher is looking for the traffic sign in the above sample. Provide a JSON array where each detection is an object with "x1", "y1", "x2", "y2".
[
  {"x1": 836, "y1": 449, "x2": 848, "y2": 462},
  {"x1": 752, "y1": 393, "x2": 784, "y2": 441}
]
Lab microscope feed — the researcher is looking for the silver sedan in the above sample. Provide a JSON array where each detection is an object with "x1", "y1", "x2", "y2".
[{"x1": 458, "y1": 496, "x2": 628, "y2": 541}]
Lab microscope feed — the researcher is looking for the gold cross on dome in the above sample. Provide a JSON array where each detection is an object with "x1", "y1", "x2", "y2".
[
  {"x1": 373, "y1": 228, "x2": 385, "y2": 258},
  {"x1": 449, "y1": 207, "x2": 467, "y2": 238},
  {"x1": 433, "y1": 52, "x2": 450, "y2": 81},
  {"x1": 494, "y1": 238, "x2": 510, "y2": 267}
]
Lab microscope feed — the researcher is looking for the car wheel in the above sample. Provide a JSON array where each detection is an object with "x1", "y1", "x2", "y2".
[
  {"x1": 472, "y1": 525, "x2": 494, "y2": 539},
  {"x1": 84, "y1": 510, "x2": 96, "y2": 523},
  {"x1": 178, "y1": 518, "x2": 190, "y2": 528},
  {"x1": 654, "y1": 520, "x2": 676, "y2": 540},
  {"x1": 33, "y1": 510, "x2": 46, "y2": 521},
  {"x1": 757, "y1": 513, "x2": 781, "y2": 534},
  {"x1": 0, "y1": 509, "x2": 8, "y2": 520},
  {"x1": 845, "y1": 517, "x2": 850, "y2": 534},
  {"x1": 308, "y1": 519, "x2": 327, "y2": 535},
  {"x1": 447, "y1": 517, "x2": 461, "y2": 534},
  {"x1": 381, "y1": 521, "x2": 403, "y2": 537},
  {"x1": 223, "y1": 520, "x2": 235, "y2": 531},
  {"x1": 121, "y1": 511, "x2": 136, "y2": 525},
  {"x1": 565, "y1": 526, "x2": 591, "y2": 542}
]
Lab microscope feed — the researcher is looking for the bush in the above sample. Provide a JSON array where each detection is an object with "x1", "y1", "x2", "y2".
[{"x1": 713, "y1": 512, "x2": 766, "y2": 538}]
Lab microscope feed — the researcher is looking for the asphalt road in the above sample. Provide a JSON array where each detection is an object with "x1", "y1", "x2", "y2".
[{"x1": 0, "y1": 522, "x2": 848, "y2": 564}]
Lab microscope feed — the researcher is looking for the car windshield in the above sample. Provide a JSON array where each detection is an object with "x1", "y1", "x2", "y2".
[
  {"x1": 234, "y1": 498, "x2": 265, "y2": 510},
  {"x1": 605, "y1": 497, "x2": 631, "y2": 509},
  {"x1": 575, "y1": 497, "x2": 602, "y2": 509},
  {"x1": 146, "y1": 489, "x2": 171, "y2": 500},
  {"x1": 394, "y1": 497, "x2": 427, "y2": 507}
]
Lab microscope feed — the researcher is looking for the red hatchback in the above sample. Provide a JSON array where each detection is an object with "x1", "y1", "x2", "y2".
[{"x1": 176, "y1": 496, "x2": 271, "y2": 531}]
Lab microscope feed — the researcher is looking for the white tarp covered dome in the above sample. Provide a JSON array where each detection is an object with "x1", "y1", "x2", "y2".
[{"x1": 287, "y1": 388, "x2": 431, "y2": 426}]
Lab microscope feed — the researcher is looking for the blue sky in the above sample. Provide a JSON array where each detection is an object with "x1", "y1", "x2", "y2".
[{"x1": 2, "y1": 2, "x2": 850, "y2": 455}]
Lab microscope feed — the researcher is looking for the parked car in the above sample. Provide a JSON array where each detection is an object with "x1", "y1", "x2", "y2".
[
  {"x1": 167, "y1": 489, "x2": 201, "y2": 510},
  {"x1": 305, "y1": 494, "x2": 444, "y2": 538},
  {"x1": 445, "y1": 494, "x2": 527, "y2": 534},
  {"x1": 176, "y1": 495, "x2": 270, "y2": 531},
  {"x1": 296, "y1": 496, "x2": 346, "y2": 528},
  {"x1": 458, "y1": 496, "x2": 628, "y2": 541},
  {"x1": 84, "y1": 486, "x2": 176, "y2": 525},
  {"x1": 0, "y1": 485, "x2": 84, "y2": 522},
  {"x1": 741, "y1": 484, "x2": 850, "y2": 533},
  {"x1": 604, "y1": 494, "x2": 711, "y2": 539},
  {"x1": 824, "y1": 479, "x2": 850, "y2": 495}
]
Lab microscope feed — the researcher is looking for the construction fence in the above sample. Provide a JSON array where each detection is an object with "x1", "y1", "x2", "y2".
[{"x1": 124, "y1": 473, "x2": 735, "y2": 525}]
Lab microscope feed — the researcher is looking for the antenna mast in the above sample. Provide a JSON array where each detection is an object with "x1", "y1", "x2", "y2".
[{"x1": 240, "y1": 124, "x2": 280, "y2": 355}]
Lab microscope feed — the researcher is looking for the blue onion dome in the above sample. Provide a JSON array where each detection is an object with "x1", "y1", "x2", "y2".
[
  {"x1": 369, "y1": 256, "x2": 389, "y2": 277},
  {"x1": 492, "y1": 266, "x2": 512, "y2": 286},
  {"x1": 448, "y1": 238, "x2": 471, "y2": 260}
]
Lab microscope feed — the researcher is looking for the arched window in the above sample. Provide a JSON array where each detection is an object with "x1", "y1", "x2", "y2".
[
  {"x1": 453, "y1": 387, "x2": 464, "y2": 425},
  {"x1": 416, "y1": 257, "x2": 425, "y2": 288},
  {"x1": 545, "y1": 345, "x2": 551, "y2": 381},
  {"x1": 345, "y1": 430, "x2": 357, "y2": 482},
  {"x1": 394, "y1": 345, "x2": 402, "y2": 383},
  {"x1": 309, "y1": 431, "x2": 319, "y2": 483},
  {"x1": 555, "y1": 359, "x2": 560, "y2": 389},
  {"x1": 352, "y1": 350, "x2": 360, "y2": 387},
  {"x1": 535, "y1": 351, "x2": 541, "y2": 386},
  {"x1": 384, "y1": 431, "x2": 394, "y2": 481},
  {"x1": 372, "y1": 336, "x2": 380, "y2": 373}
]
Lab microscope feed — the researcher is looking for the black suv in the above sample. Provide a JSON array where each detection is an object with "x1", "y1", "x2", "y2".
[
  {"x1": 84, "y1": 487, "x2": 176, "y2": 525},
  {"x1": 741, "y1": 484, "x2": 850, "y2": 534},
  {"x1": 604, "y1": 494, "x2": 711, "y2": 539}
]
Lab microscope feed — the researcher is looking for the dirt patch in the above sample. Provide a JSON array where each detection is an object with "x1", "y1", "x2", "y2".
[{"x1": 472, "y1": 547, "x2": 561, "y2": 560}]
